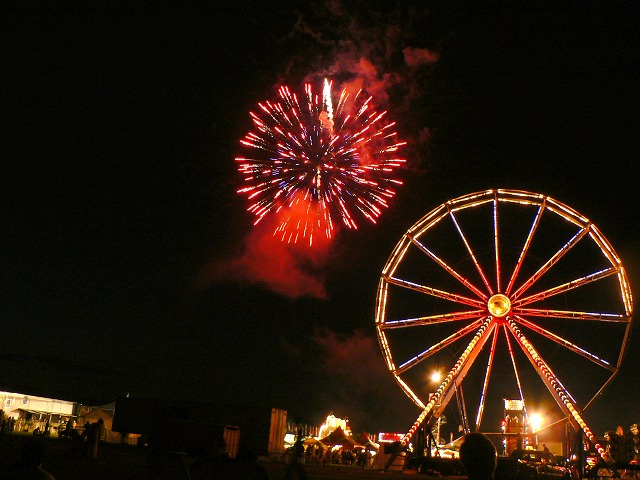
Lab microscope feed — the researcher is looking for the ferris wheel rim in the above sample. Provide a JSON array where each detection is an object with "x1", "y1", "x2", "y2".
[{"x1": 375, "y1": 188, "x2": 633, "y2": 435}]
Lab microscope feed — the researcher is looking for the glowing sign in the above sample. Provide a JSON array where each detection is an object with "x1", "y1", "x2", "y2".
[
  {"x1": 378, "y1": 432, "x2": 404, "y2": 443},
  {"x1": 504, "y1": 399, "x2": 524, "y2": 411}
]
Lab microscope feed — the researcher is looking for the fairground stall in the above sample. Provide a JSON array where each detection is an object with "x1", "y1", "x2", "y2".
[{"x1": 0, "y1": 390, "x2": 75, "y2": 435}]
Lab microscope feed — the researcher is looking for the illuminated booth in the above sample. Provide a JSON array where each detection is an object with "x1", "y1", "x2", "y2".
[
  {"x1": 318, "y1": 412, "x2": 351, "y2": 439},
  {"x1": 502, "y1": 399, "x2": 526, "y2": 455},
  {"x1": 300, "y1": 413, "x2": 379, "y2": 467},
  {"x1": 0, "y1": 390, "x2": 75, "y2": 435}
]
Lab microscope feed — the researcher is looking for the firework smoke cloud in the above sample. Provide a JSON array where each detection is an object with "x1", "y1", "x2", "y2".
[{"x1": 209, "y1": 1, "x2": 439, "y2": 299}]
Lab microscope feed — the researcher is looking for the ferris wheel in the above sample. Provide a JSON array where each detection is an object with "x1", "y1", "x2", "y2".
[{"x1": 375, "y1": 189, "x2": 633, "y2": 454}]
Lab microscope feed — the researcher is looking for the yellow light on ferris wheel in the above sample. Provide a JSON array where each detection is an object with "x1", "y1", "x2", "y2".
[{"x1": 488, "y1": 294, "x2": 511, "y2": 317}]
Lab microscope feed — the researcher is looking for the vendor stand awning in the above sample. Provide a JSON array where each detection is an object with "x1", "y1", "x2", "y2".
[
  {"x1": 318, "y1": 426, "x2": 359, "y2": 449},
  {"x1": 17, "y1": 409, "x2": 75, "y2": 418},
  {"x1": 302, "y1": 437, "x2": 324, "y2": 447}
]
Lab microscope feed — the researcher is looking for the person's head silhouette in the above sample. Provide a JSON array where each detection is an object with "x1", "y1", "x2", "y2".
[{"x1": 459, "y1": 432, "x2": 497, "y2": 480}]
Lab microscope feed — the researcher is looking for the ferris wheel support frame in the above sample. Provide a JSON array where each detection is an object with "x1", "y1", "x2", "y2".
[{"x1": 385, "y1": 312, "x2": 610, "y2": 471}]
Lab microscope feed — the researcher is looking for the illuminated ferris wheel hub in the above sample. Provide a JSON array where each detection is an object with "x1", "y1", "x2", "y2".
[{"x1": 487, "y1": 293, "x2": 511, "y2": 317}]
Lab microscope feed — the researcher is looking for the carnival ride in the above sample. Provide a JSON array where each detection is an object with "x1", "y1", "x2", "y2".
[{"x1": 375, "y1": 189, "x2": 633, "y2": 466}]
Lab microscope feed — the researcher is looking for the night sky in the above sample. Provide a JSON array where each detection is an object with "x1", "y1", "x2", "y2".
[{"x1": 4, "y1": 2, "x2": 639, "y2": 437}]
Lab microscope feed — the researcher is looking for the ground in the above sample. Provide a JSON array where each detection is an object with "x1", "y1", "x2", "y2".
[{"x1": 0, "y1": 434, "x2": 431, "y2": 479}]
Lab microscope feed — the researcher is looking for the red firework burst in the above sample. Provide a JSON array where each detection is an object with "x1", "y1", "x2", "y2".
[{"x1": 236, "y1": 79, "x2": 406, "y2": 245}]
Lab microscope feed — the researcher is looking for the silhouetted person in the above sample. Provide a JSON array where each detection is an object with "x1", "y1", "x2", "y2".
[
  {"x1": 283, "y1": 438, "x2": 307, "y2": 480},
  {"x1": 62, "y1": 420, "x2": 75, "y2": 439},
  {"x1": 459, "y1": 432, "x2": 497, "y2": 480},
  {"x1": 84, "y1": 422, "x2": 98, "y2": 458},
  {"x1": 1, "y1": 437, "x2": 56, "y2": 479},
  {"x1": 91, "y1": 418, "x2": 105, "y2": 458}
]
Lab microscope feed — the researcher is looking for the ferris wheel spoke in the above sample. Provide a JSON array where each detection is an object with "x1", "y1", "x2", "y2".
[
  {"x1": 503, "y1": 325, "x2": 527, "y2": 417},
  {"x1": 383, "y1": 275, "x2": 486, "y2": 308},
  {"x1": 514, "y1": 307, "x2": 631, "y2": 323},
  {"x1": 511, "y1": 225, "x2": 591, "y2": 301},
  {"x1": 512, "y1": 314, "x2": 615, "y2": 371},
  {"x1": 448, "y1": 207, "x2": 494, "y2": 295},
  {"x1": 505, "y1": 201, "x2": 545, "y2": 295},
  {"x1": 381, "y1": 310, "x2": 485, "y2": 329},
  {"x1": 513, "y1": 266, "x2": 618, "y2": 307},
  {"x1": 395, "y1": 320, "x2": 484, "y2": 375},
  {"x1": 411, "y1": 236, "x2": 488, "y2": 301},
  {"x1": 493, "y1": 192, "x2": 502, "y2": 293},
  {"x1": 475, "y1": 327, "x2": 499, "y2": 430}
]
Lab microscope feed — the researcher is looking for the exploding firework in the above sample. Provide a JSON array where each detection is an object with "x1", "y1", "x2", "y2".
[{"x1": 236, "y1": 79, "x2": 406, "y2": 245}]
